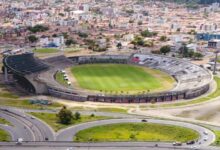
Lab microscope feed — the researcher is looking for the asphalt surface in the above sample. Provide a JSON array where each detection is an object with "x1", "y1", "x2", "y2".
[
  {"x1": 56, "y1": 118, "x2": 215, "y2": 147},
  {"x1": 0, "y1": 108, "x2": 54, "y2": 141},
  {"x1": 0, "y1": 107, "x2": 217, "y2": 150}
]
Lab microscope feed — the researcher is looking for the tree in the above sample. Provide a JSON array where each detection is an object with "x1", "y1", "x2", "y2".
[
  {"x1": 27, "y1": 25, "x2": 49, "y2": 33},
  {"x1": 28, "y1": 35, "x2": 38, "y2": 43},
  {"x1": 160, "y1": 36, "x2": 167, "y2": 41},
  {"x1": 179, "y1": 44, "x2": 189, "y2": 57},
  {"x1": 78, "y1": 32, "x2": 88, "y2": 38},
  {"x1": 57, "y1": 106, "x2": 72, "y2": 124},
  {"x1": 131, "y1": 36, "x2": 145, "y2": 46},
  {"x1": 160, "y1": 45, "x2": 171, "y2": 55},
  {"x1": 193, "y1": 52, "x2": 203, "y2": 60},
  {"x1": 65, "y1": 39, "x2": 76, "y2": 46},
  {"x1": 84, "y1": 39, "x2": 98, "y2": 51},
  {"x1": 74, "y1": 112, "x2": 81, "y2": 120},
  {"x1": 62, "y1": 32, "x2": 69, "y2": 39},
  {"x1": 117, "y1": 42, "x2": 122, "y2": 49},
  {"x1": 141, "y1": 30, "x2": 157, "y2": 37}
]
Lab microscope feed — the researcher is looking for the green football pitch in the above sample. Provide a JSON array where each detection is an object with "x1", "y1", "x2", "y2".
[{"x1": 71, "y1": 64, "x2": 175, "y2": 94}]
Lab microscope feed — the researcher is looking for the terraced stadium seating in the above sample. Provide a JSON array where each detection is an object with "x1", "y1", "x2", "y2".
[{"x1": 4, "y1": 53, "x2": 49, "y2": 75}]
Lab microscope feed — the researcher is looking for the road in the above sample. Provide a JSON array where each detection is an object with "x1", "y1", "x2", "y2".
[
  {"x1": 0, "y1": 108, "x2": 55, "y2": 141},
  {"x1": 56, "y1": 118, "x2": 215, "y2": 147},
  {"x1": 0, "y1": 107, "x2": 216, "y2": 150},
  {"x1": 0, "y1": 142, "x2": 219, "y2": 150}
]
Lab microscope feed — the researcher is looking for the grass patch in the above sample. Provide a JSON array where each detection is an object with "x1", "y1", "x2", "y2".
[
  {"x1": 213, "y1": 130, "x2": 220, "y2": 146},
  {"x1": 146, "y1": 76, "x2": 220, "y2": 108},
  {"x1": 73, "y1": 123, "x2": 199, "y2": 142},
  {"x1": 95, "y1": 108, "x2": 127, "y2": 113},
  {"x1": 29, "y1": 112, "x2": 113, "y2": 132},
  {"x1": 0, "y1": 118, "x2": 12, "y2": 126},
  {"x1": 71, "y1": 64, "x2": 174, "y2": 94},
  {"x1": 0, "y1": 99, "x2": 62, "y2": 110},
  {"x1": 69, "y1": 107, "x2": 127, "y2": 113},
  {"x1": 64, "y1": 47, "x2": 82, "y2": 53},
  {"x1": 0, "y1": 84, "x2": 19, "y2": 99},
  {"x1": 55, "y1": 71, "x2": 69, "y2": 87},
  {"x1": 0, "y1": 92, "x2": 19, "y2": 99},
  {"x1": 0, "y1": 128, "x2": 10, "y2": 141},
  {"x1": 34, "y1": 48, "x2": 59, "y2": 53}
]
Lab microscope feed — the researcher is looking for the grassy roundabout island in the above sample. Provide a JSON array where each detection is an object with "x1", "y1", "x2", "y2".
[
  {"x1": 0, "y1": 128, "x2": 10, "y2": 142},
  {"x1": 73, "y1": 123, "x2": 199, "y2": 142},
  {"x1": 69, "y1": 64, "x2": 175, "y2": 94}
]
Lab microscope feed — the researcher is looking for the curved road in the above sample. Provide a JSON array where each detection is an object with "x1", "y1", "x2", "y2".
[
  {"x1": 0, "y1": 107, "x2": 216, "y2": 150},
  {"x1": 0, "y1": 108, "x2": 54, "y2": 141},
  {"x1": 56, "y1": 118, "x2": 215, "y2": 147}
]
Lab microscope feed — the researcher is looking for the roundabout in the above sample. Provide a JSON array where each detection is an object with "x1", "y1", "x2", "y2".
[
  {"x1": 73, "y1": 122, "x2": 199, "y2": 142},
  {"x1": 0, "y1": 107, "x2": 216, "y2": 150}
]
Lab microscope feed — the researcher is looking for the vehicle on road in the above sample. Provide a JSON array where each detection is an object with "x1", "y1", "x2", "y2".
[
  {"x1": 141, "y1": 119, "x2": 148, "y2": 122},
  {"x1": 204, "y1": 136, "x2": 208, "y2": 141},
  {"x1": 190, "y1": 145, "x2": 200, "y2": 150},
  {"x1": 186, "y1": 140, "x2": 195, "y2": 145},
  {"x1": 173, "y1": 142, "x2": 182, "y2": 146},
  {"x1": 16, "y1": 138, "x2": 23, "y2": 145},
  {"x1": 203, "y1": 131, "x2": 208, "y2": 135}
]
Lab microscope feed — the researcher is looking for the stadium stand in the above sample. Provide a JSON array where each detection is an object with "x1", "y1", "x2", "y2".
[
  {"x1": 2, "y1": 53, "x2": 213, "y2": 103},
  {"x1": 3, "y1": 53, "x2": 48, "y2": 75}
]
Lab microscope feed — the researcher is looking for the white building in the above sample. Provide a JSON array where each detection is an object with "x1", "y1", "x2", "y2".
[{"x1": 39, "y1": 36, "x2": 64, "y2": 47}]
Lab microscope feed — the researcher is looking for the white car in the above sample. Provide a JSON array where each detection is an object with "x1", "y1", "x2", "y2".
[
  {"x1": 204, "y1": 136, "x2": 208, "y2": 141},
  {"x1": 203, "y1": 131, "x2": 208, "y2": 135},
  {"x1": 190, "y1": 145, "x2": 200, "y2": 150}
]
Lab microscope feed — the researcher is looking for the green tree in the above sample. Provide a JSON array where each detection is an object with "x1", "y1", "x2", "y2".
[
  {"x1": 28, "y1": 35, "x2": 38, "y2": 43},
  {"x1": 74, "y1": 112, "x2": 81, "y2": 120},
  {"x1": 179, "y1": 44, "x2": 189, "y2": 57},
  {"x1": 117, "y1": 42, "x2": 122, "y2": 49},
  {"x1": 141, "y1": 30, "x2": 157, "y2": 37},
  {"x1": 57, "y1": 106, "x2": 73, "y2": 124},
  {"x1": 78, "y1": 32, "x2": 88, "y2": 38},
  {"x1": 193, "y1": 52, "x2": 203, "y2": 60},
  {"x1": 27, "y1": 25, "x2": 49, "y2": 33},
  {"x1": 131, "y1": 36, "x2": 145, "y2": 46},
  {"x1": 160, "y1": 45, "x2": 171, "y2": 55},
  {"x1": 65, "y1": 39, "x2": 76, "y2": 46},
  {"x1": 160, "y1": 36, "x2": 167, "y2": 41},
  {"x1": 62, "y1": 32, "x2": 69, "y2": 39}
]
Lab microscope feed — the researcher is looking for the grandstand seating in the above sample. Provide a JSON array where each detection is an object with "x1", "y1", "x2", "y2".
[
  {"x1": 132, "y1": 54, "x2": 212, "y2": 91},
  {"x1": 4, "y1": 53, "x2": 49, "y2": 75},
  {"x1": 43, "y1": 55, "x2": 73, "y2": 68},
  {"x1": 3, "y1": 53, "x2": 212, "y2": 103}
]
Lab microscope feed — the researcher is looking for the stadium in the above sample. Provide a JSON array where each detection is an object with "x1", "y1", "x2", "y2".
[{"x1": 2, "y1": 53, "x2": 212, "y2": 103}]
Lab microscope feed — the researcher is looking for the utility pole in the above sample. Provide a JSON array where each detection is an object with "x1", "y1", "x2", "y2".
[{"x1": 213, "y1": 50, "x2": 219, "y2": 75}]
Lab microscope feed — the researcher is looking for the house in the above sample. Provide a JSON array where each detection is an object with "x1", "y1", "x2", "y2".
[
  {"x1": 39, "y1": 36, "x2": 64, "y2": 47},
  {"x1": 208, "y1": 39, "x2": 220, "y2": 49}
]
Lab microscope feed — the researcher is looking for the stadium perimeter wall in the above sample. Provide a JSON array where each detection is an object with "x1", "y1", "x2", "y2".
[{"x1": 3, "y1": 54, "x2": 212, "y2": 103}]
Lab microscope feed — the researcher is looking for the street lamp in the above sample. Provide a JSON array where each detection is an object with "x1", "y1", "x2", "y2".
[{"x1": 213, "y1": 50, "x2": 220, "y2": 74}]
